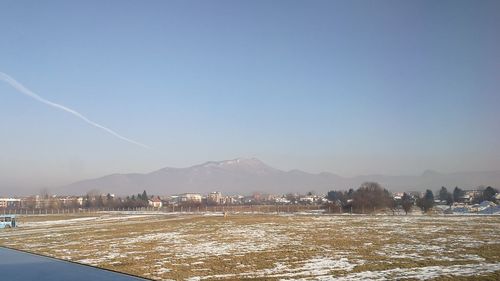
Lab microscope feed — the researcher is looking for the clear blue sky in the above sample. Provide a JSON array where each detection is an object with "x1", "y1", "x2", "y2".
[{"x1": 1, "y1": 0, "x2": 499, "y2": 192}]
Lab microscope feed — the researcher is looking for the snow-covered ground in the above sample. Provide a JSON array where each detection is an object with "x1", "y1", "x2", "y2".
[{"x1": 0, "y1": 213, "x2": 498, "y2": 280}]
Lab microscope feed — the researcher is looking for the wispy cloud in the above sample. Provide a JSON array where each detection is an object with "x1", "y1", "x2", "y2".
[{"x1": 1, "y1": 72, "x2": 150, "y2": 149}]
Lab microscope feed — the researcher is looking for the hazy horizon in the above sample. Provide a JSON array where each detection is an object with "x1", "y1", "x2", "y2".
[
  {"x1": 1, "y1": 1, "x2": 500, "y2": 194},
  {"x1": 4, "y1": 157, "x2": 500, "y2": 197}
]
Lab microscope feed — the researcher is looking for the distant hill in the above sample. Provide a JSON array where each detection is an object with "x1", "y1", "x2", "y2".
[{"x1": 60, "y1": 158, "x2": 500, "y2": 196}]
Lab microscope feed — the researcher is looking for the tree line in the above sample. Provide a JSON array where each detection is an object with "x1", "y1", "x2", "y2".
[
  {"x1": 326, "y1": 183, "x2": 498, "y2": 214},
  {"x1": 83, "y1": 190, "x2": 151, "y2": 208},
  {"x1": 416, "y1": 186, "x2": 498, "y2": 212}
]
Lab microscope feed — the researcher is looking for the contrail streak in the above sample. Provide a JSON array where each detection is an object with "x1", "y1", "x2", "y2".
[{"x1": 0, "y1": 72, "x2": 150, "y2": 149}]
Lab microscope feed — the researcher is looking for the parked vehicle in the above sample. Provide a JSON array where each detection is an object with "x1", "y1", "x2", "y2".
[{"x1": 0, "y1": 215, "x2": 16, "y2": 228}]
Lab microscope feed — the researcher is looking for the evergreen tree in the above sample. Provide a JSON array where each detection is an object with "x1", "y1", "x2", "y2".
[
  {"x1": 439, "y1": 187, "x2": 448, "y2": 201},
  {"x1": 347, "y1": 188, "x2": 355, "y2": 198},
  {"x1": 453, "y1": 187, "x2": 464, "y2": 202},
  {"x1": 326, "y1": 190, "x2": 346, "y2": 204},
  {"x1": 483, "y1": 186, "x2": 498, "y2": 203},
  {"x1": 142, "y1": 190, "x2": 148, "y2": 201},
  {"x1": 439, "y1": 186, "x2": 453, "y2": 205},
  {"x1": 418, "y1": 189, "x2": 434, "y2": 212}
]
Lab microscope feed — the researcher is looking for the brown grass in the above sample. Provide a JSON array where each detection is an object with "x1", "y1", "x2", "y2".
[{"x1": 0, "y1": 213, "x2": 499, "y2": 280}]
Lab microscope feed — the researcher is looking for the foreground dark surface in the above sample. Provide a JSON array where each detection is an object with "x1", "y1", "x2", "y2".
[{"x1": 0, "y1": 247, "x2": 148, "y2": 281}]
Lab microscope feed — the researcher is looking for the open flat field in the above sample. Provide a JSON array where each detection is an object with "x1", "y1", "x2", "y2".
[{"x1": 0, "y1": 212, "x2": 499, "y2": 281}]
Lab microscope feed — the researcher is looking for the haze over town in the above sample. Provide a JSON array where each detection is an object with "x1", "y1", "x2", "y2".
[{"x1": 1, "y1": 1, "x2": 499, "y2": 196}]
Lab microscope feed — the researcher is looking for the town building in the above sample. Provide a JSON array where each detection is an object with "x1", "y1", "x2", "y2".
[
  {"x1": 207, "y1": 192, "x2": 223, "y2": 205},
  {"x1": 148, "y1": 197, "x2": 163, "y2": 208},
  {"x1": 0, "y1": 198, "x2": 21, "y2": 208},
  {"x1": 178, "y1": 193, "x2": 203, "y2": 204}
]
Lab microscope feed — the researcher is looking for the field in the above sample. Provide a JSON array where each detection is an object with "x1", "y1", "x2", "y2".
[{"x1": 0, "y1": 212, "x2": 499, "y2": 281}]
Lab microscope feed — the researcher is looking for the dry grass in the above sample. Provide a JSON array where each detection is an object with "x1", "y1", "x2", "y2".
[{"x1": 0, "y1": 212, "x2": 499, "y2": 280}]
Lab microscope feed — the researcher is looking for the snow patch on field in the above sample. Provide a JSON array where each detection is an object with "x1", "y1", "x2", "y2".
[
  {"x1": 123, "y1": 232, "x2": 183, "y2": 244},
  {"x1": 21, "y1": 217, "x2": 99, "y2": 228},
  {"x1": 280, "y1": 262, "x2": 500, "y2": 281},
  {"x1": 300, "y1": 257, "x2": 358, "y2": 274},
  {"x1": 78, "y1": 252, "x2": 128, "y2": 266},
  {"x1": 198, "y1": 256, "x2": 363, "y2": 280},
  {"x1": 177, "y1": 224, "x2": 295, "y2": 259},
  {"x1": 20, "y1": 214, "x2": 157, "y2": 228}
]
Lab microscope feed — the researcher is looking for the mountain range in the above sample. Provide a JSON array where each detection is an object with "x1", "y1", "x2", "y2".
[{"x1": 61, "y1": 158, "x2": 500, "y2": 196}]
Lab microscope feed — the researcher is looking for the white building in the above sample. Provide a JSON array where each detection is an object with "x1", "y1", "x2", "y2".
[
  {"x1": 274, "y1": 197, "x2": 291, "y2": 204},
  {"x1": 0, "y1": 198, "x2": 21, "y2": 208},
  {"x1": 148, "y1": 197, "x2": 163, "y2": 208},
  {"x1": 299, "y1": 196, "x2": 315, "y2": 204},
  {"x1": 178, "y1": 193, "x2": 202, "y2": 204},
  {"x1": 207, "y1": 191, "x2": 223, "y2": 205}
]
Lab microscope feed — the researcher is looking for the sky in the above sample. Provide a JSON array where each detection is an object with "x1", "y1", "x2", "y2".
[{"x1": 1, "y1": 0, "x2": 499, "y2": 193}]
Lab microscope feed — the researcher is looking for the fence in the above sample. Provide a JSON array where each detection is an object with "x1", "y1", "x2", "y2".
[{"x1": 0, "y1": 204, "x2": 327, "y2": 216}]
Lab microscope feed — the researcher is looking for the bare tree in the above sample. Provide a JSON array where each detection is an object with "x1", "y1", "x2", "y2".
[
  {"x1": 352, "y1": 182, "x2": 392, "y2": 213},
  {"x1": 401, "y1": 193, "x2": 413, "y2": 215}
]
